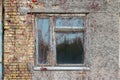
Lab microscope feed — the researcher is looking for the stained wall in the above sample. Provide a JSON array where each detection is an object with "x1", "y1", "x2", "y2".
[{"x1": 3, "y1": 0, "x2": 120, "y2": 80}]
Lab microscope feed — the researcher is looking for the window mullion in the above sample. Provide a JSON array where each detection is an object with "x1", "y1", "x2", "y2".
[{"x1": 50, "y1": 17, "x2": 57, "y2": 66}]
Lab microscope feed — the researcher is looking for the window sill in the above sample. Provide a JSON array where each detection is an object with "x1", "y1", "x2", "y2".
[{"x1": 33, "y1": 66, "x2": 90, "y2": 71}]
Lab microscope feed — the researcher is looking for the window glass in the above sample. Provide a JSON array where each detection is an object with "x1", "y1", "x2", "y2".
[
  {"x1": 55, "y1": 17, "x2": 84, "y2": 28},
  {"x1": 56, "y1": 32, "x2": 84, "y2": 64},
  {"x1": 36, "y1": 16, "x2": 85, "y2": 65},
  {"x1": 37, "y1": 18, "x2": 50, "y2": 64}
]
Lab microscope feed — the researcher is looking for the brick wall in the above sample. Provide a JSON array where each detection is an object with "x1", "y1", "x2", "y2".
[{"x1": 4, "y1": 0, "x2": 34, "y2": 80}]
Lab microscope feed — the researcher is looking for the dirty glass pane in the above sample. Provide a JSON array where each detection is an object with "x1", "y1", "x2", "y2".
[
  {"x1": 56, "y1": 32, "x2": 84, "y2": 64},
  {"x1": 55, "y1": 17, "x2": 84, "y2": 28},
  {"x1": 37, "y1": 18, "x2": 50, "y2": 64}
]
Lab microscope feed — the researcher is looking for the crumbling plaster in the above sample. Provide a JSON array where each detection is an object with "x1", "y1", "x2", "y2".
[
  {"x1": 26, "y1": 0, "x2": 120, "y2": 80},
  {"x1": 3, "y1": 0, "x2": 120, "y2": 80}
]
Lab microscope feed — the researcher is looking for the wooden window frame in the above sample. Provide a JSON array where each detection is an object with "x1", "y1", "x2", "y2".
[{"x1": 33, "y1": 13, "x2": 90, "y2": 70}]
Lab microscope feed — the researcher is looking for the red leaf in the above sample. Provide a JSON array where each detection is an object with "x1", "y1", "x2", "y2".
[
  {"x1": 32, "y1": 0, "x2": 37, "y2": 2},
  {"x1": 40, "y1": 68, "x2": 48, "y2": 71}
]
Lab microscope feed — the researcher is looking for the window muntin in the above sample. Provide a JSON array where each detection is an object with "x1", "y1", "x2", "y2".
[{"x1": 36, "y1": 14, "x2": 86, "y2": 66}]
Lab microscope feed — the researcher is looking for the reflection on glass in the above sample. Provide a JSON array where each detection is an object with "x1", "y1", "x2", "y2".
[
  {"x1": 56, "y1": 32, "x2": 84, "y2": 64},
  {"x1": 55, "y1": 17, "x2": 84, "y2": 28},
  {"x1": 37, "y1": 18, "x2": 50, "y2": 64}
]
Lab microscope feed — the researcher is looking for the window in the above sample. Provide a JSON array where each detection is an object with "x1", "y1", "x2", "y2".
[{"x1": 35, "y1": 14, "x2": 87, "y2": 68}]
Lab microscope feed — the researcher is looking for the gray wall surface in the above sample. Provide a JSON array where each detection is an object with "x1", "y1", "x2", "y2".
[{"x1": 26, "y1": 0, "x2": 120, "y2": 80}]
